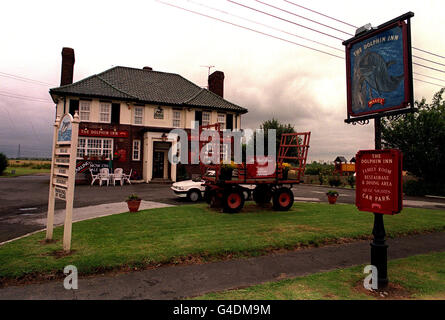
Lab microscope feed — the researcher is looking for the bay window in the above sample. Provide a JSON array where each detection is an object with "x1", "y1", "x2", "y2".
[{"x1": 77, "y1": 137, "x2": 113, "y2": 159}]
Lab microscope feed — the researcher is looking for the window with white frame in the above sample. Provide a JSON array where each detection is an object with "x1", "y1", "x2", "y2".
[
  {"x1": 77, "y1": 138, "x2": 86, "y2": 158},
  {"x1": 220, "y1": 143, "x2": 229, "y2": 161},
  {"x1": 172, "y1": 110, "x2": 181, "y2": 127},
  {"x1": 76, "y1": 137, "x2": 113, "y2": 159},
  {"x1": 132, "y1": 140, "x2": 141, "y2": 161},
  {"x1": 217, "y1": 113, "x2": 226, "y2": 129},
  {"x1": 202, "y1": 111, "x2": 211, "y2": 126},
  {"x1": 134, "y1": 106, "x2": 144, "y2": 125},
  {"x1": 79, "y1": 101, "x2": 91, "y2": 121},
  {"x1": 99, "y1": 102, "x2": 111, "y2": 123}
]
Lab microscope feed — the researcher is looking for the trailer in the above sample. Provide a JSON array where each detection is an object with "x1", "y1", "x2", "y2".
[{"x1": 199, "y1": 124, "x2": 311, "y2": 213}]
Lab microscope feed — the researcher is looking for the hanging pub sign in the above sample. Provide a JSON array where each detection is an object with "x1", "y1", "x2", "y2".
[
  {"x1": 343, "y1": 12, "x2": 414, "y2": 121},
  {"x1": 355, "y1": 149, "x2": 403, "y2": 215}
]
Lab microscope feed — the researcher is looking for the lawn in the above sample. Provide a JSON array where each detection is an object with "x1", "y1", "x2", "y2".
[
  {"x1": 196, "y1": 251, "x2": 445, "y2": 300},
  {"x1": 1, "y1": 160, "x2": 51, "y2": 177},
  {"x1": 0, "y1": 202, "x2": 445, "y2": 281},
  {"x1": 1, "y1": 166, "x2": 50, "y2": 177}
]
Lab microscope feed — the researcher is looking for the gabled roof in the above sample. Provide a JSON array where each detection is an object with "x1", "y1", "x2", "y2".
[
  {"x1": 334, "y1": 156, "x2": 348, "y2": 163},
  {"x1": 49, "y1": 66, "x2": 248, "y2": 113}
]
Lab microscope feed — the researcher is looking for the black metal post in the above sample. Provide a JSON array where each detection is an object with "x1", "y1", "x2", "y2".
[{"x1": 371, "y1": 116, "x2": 388, "y2": 288}]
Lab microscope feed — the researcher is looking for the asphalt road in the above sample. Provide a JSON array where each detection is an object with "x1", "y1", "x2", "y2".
[{"x1": 0, "y1": 174, "x2": 444, "y2": 243}]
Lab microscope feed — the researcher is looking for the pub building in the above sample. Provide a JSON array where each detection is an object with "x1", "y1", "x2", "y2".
[{"x1": 49, "y1": 48, "x2": 248, "y2": 183}]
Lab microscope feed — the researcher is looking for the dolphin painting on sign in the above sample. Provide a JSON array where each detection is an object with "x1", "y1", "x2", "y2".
[{"x1": 349, "y1": 23, "x2": 407, "y2": 116}]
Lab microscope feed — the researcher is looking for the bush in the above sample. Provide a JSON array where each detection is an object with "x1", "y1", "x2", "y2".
[
  {"x1": 31, "y1": 163, "x2": 51, "y2": 170},
  {"x1": 347, "y1": 175, "x2": 355, "y2": 188},
  {"x1": 0, "y1": 153, "x2": 7, "y2": 175},
  {"x1": 404, "y1": 179, "x2": 445, "y2": 197},
  {"x1": 404, "y1": 180, "x2": 427, "y2": 196},
  {"x1": 328, "y1": 176, "x2": 341, "y2": 187}
]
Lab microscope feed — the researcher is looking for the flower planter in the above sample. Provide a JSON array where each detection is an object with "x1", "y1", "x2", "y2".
[
  {"x1": 327, "y1": 195, "x2": 338, "y2": 204},
  {"x1": 126, "y1": 199, "x2": 141, "y2": 212}
]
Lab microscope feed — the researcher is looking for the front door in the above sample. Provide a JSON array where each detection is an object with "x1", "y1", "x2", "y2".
[{"x1": 153, "y1": 151, "x2": 164, "y2": 178}]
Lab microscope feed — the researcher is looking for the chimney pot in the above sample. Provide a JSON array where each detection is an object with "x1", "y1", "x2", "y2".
[
  {"x1": 208, "y1": 71, "x2": 224, "y2": 98},
  {"x1": 143, "y1": 66, "x2": 153, "y2": 71},
  {"x1": 60, "y1": 47, "x2": 75, "y2": 86}
]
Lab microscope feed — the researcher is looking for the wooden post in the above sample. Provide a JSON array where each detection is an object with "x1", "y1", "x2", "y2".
[
  {"x1": 63, "y1": 111, "x2": 79, "y2": 252},
  {"x1": 46, "y1": 116, "x2": 61, "y2": 241}
]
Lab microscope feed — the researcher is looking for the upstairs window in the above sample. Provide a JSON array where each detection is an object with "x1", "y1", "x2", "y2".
[
  {"x1": 173, "y1": 110, "x2": 181, "y2": 127},
  {"x1": 79, "y1": 101, "x2": 91, "y2": 121},
  {"x1": 99, "y1": 102, "x2": 111, "y2": 123},
  {"x1": 202, "y1": 111, "x2": 211, "y2": 126},
  {"x1": 217, "y1": 113, "x2": 226, "y2": 129},
  {"x1": 134, "y1": 106, "x2": 144, "y2": 125}
]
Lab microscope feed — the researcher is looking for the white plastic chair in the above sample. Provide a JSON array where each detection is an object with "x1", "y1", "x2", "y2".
[
  {"x1": 90, "y1": 169, "x2": 99, "y2": 186},
  {"x1": 123, "y1": 169, "x2": 132, "y2": 185},
  {"x1": 99, "y1": 168, "x2": 110, "y2": 186},
  {"x1": 113, "y1": 168, "x2": 124, "y2": 186}
]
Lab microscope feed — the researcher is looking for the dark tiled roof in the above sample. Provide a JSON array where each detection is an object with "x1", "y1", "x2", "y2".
[
  {"x1": 49, "y1": 66, "x2": 247, "y2": 113},
  {"x1": 334, "y1": 156, "x2": 348, "y2": 163}
]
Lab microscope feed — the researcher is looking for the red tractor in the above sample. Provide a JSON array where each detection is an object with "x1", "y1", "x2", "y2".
[{"x1": 198, "y1": 124, "x2": 311, "y2": 213}]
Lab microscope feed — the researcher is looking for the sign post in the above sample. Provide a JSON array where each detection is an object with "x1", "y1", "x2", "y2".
[
  {"x1": 46, "y1": 111, "x2": 79, "y2": 252},
  {"x1": 343, "y1": 12, "x2": 414, "y2": 288}
]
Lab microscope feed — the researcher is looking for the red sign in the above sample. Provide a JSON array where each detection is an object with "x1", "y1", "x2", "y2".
[
  {"x1": 246, "y1": 156, "x2": 276, "y2": 179},
  {"x1": 79, "y1": 128, "x2": 129, "y2": 138},
  {"x1": 355, "y1": 149, "x2": 402, "y2": 215},
  {"x1": 368, "y1": 98, "x2": 385, "y2": 108}
]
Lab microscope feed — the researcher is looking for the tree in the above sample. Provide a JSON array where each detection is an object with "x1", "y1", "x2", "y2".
[
  {"x1": 246, "y1": 118, "x2": 297, "y2": 162},
  {"x1": 0, "y1": 153, "x2": 8, "y2": 176},
  {"x1": 381, "y1": 88, "x2": 445, "y2": 195}
]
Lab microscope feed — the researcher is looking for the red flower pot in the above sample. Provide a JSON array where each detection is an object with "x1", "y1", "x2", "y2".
[
  {"x1": 327, "y1": 195, "x2": 338, "y2": 204},
  {"x1": 126, "y1": 199, "x2": 141, "y2": 212}
]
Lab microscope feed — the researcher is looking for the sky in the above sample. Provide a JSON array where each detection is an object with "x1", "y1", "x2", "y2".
[{"x1": 0, "y1": 0, "x2": 444, "y2": 161}]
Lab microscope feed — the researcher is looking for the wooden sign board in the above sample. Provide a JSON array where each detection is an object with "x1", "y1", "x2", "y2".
[
  {"x1": 46, "y1": 112, "x2": 79, "y2": 252},
  {"x1": 54, "y1": 165, "x2": 69, "y2": 176},
  {"x1": 355, "y1": 149, "x2": 403, "y2": 215},
  {"x1": 55, "y1": 187, "x2": 67, "y2": 201}
]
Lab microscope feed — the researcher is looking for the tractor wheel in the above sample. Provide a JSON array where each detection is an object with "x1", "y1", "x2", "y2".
[
  {"x1": 210, "y1": 192, "x2": 222, "y2": 208},
  {"x1": 253, "y1": 185, "x2": 272, "y2": 204},
  {"x1": 223, "y1": 189, "x2": 245, "y2": 213},
  {"x1": 273, "y1": 187, "x2": 294, "y2": 211}
]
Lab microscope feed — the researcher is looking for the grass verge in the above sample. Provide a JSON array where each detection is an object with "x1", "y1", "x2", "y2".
[
  {"x1": 0, "y1": 202, "x2": 444, "y2": 284},
  {"x1": 1, "y1": 167, "x2": 50, "y2": 177},
  {"x1": 195, "y1": 251, "x2": 445, "y2": 300}
]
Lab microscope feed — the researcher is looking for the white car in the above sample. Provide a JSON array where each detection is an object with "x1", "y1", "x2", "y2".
[
  {"x1": 171, "y1": 177, "x2": 205, "y2": 202},
  {"x1": 171, "y1": 175, "x2": 254, "y2": 202}
]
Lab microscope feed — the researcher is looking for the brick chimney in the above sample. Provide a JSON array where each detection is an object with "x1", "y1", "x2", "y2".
[
  {"x1": 208, "y1": 71, "x2": 224, "y2": 98},
  {"x1": 60, "y1": 47, "x2": 75, "y2": 86}
]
